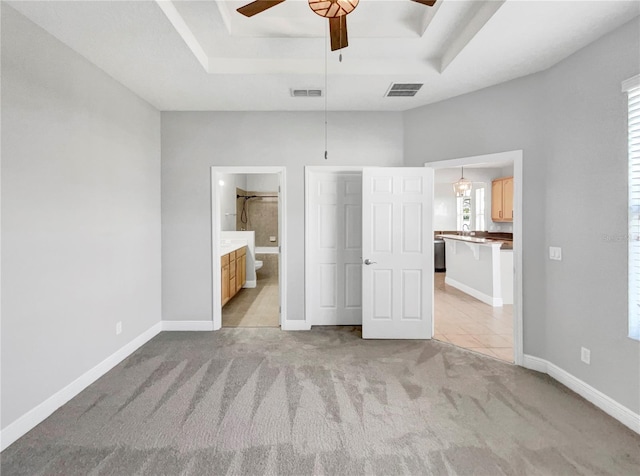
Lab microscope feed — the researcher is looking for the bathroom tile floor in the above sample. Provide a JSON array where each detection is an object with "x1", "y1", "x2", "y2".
[
  {"x1": 434, "y1": 272, "x2": 513, "y2": 362},
  {"x1": 222, "y1": 255, "x2": 280, "y2": 328}
]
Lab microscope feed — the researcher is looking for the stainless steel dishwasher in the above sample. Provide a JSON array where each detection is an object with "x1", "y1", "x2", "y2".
[{"x1": 434, "y1": 238, "x2": 446, "y2": 272}]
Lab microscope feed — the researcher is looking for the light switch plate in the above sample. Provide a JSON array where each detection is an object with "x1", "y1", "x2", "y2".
[{"x1": 549, "y1": 246, "x2": 562, "y2": 261}]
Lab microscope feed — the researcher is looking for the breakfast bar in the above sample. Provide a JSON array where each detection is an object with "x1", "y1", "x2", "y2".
[{"x1": 437, "y1": 234, "x2": 507, "y2": 307}]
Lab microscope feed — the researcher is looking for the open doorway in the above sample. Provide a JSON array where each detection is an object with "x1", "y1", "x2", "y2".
[
  {"x1": 211, "y1": 167, "x2": 286, "y2": 330},
  {"x1": 426, "y1": 151, "x2": 523, "y2": 364}
]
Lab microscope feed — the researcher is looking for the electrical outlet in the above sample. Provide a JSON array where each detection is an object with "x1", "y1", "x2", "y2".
[
  {"x1": 116, "y1": 321, "x2": 122, "y2": 335},
  {"x1": 549, "y1": 246, "x2": 562, "y2": 261},
  {"x1": 581, "y1": 347, "x2": 590, "y2": 364},
  {"x1": 269, "y1": 236, "x2": 276, "y2": 242}
]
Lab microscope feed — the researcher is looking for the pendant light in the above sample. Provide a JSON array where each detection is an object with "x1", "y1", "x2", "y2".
[{"x1": 453, "y1": 166, "x2": 472, "y2": 197}]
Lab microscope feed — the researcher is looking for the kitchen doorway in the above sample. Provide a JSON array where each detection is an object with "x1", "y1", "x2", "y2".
[
  {"x1": 211, "y1": 167, "x2": 287, "y2": 330},
  {"x1": 426, "y1": 150, "x2": 523, "y2": 364}
]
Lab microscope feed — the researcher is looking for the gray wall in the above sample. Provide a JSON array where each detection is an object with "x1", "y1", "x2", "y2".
[
  {"x1": 405, "y1": 72, "x2": 548, "y2": 360},
  {"x1": 1, "y1": 6, "x2": 162, "y2": 429},
  {"x1": 543, "y1": 18, "x2": 640, "y2": 412},
  {"x1": 405, "y1": 18, "x2": 640, "y2": 412},
  {"x1": 161, "y1": 112, "x2": 403, "y2": 322}
]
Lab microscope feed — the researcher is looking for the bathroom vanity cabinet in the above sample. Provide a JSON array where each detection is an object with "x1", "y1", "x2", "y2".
[{"x1": 221, "y1": 246, "x2": 247, "y2": 306}]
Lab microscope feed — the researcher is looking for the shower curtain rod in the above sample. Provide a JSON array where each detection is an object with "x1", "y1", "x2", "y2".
[{"x1": 236, "y1": 194, "x2": 278, "y2": 199}]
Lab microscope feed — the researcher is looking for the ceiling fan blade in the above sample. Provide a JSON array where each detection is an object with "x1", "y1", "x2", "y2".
[
  {"x1": 329, "y1": 16, "x2": 348, "y2": 51},
  {"x1": 411, "y1": 0, "x2": 437, "y2": 6},
  {"x1": 237, "y1": 0, "x2": 286, "y2": 17}
]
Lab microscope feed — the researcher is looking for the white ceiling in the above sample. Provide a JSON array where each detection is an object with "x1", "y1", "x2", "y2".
[{"x1": 8, "y1": 0, "x2": 640, "y2": 111}]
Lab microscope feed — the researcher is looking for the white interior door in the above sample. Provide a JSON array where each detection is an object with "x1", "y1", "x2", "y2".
[
  {"x1": 308, "y1": 171, "x2": 363, "y2": 325},
  {"x1": 362, "y1": 167, "x2": 433, "y2": 339}
]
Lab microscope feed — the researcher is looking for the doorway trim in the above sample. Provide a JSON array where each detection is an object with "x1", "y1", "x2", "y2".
[
  {"x1": 425, "y1": 150, "x2": 524, "y2": 365},
  {"x1": 211, "y1": 166, "x2": 287, "y2": 330}
]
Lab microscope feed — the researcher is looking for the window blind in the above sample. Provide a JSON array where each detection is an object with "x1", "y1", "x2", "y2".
[{"x1": 628, "y1": 81, "x2": 640, "y2": 340}]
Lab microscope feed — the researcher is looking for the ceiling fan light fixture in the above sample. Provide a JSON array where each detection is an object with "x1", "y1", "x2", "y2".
[
  {"x1": 453, "y1": 167, "x2": 472, "y2": 197},
  {"x1": 236, "y1": 0, "x2": 436, "y2": 51},
  {"x1": 308, "y1": 0, "x2": 359, "y2": 18}
]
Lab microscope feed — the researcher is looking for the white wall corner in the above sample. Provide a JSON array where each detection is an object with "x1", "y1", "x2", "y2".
[
  {"x1": 522, "y1": 354, "x2": 640, "y2": 435},
  {"x1": 0, "y1": 322, "x2": 163, "y2": 452},
  {"x1": 162, "y1": 320, "x2": 215, "y2": 331},
  {"x1": 281, "y1": 319, "x2": 311, "y2": 331}
]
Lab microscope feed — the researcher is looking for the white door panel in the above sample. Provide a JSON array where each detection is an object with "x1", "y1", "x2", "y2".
[
  {"x1": 308, "y1": 171, "x2": 363, "y2": 325},
  {"x1": 362, "y1": 168, "x2": 433, "y2": 339}
]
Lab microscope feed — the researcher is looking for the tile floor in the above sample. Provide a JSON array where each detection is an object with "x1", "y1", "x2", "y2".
[
  {"x1": 222, "y1": 254, "x2": 280, "y2": 328},
  {"x1": 434, "y1": 272, "x2": 513, "y2": 362}
]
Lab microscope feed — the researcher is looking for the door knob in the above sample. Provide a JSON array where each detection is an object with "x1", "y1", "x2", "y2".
[{"x1": 363, "y1": 259, "x2": 377, "y2": 265}]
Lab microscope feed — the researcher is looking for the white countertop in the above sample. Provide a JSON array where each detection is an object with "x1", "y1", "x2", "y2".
[
  {"x1": 437, "y1": 234, "x2": 504, "y2": 246},
  {"x1": 220, "y1": 241, "x2": 247, "y2": 256}
]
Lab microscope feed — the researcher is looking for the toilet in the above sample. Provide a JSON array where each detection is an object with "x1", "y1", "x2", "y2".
[{"x1": 255, "y1": 260, "x2": 263, "y2": 271}]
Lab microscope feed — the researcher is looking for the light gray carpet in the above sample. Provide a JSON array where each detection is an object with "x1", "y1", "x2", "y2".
[{"x1": 2, "y1": 327, "x2": 639, "y2": 475}]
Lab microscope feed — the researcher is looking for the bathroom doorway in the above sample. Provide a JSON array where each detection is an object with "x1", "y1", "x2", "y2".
[{"x1": 211, "y1": 167, "x2": 286, "y2": 330}]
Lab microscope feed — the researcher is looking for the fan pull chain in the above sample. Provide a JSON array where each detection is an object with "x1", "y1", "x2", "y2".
[{"x1": 324, "y1": 21, "x2": 328, "y2": 160}]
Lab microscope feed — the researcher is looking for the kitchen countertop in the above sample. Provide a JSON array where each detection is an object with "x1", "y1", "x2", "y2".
[{"x1": 437, "y1": 234, "x2": 512, "y2": 250}]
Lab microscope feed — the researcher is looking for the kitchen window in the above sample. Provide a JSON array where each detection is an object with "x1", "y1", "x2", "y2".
[
  {"x1": 475, "y1": 187, "x2": 486, "y2": 232},
  {"x1": 624, "y1": 74, "x2": 640, "y2": 340}
]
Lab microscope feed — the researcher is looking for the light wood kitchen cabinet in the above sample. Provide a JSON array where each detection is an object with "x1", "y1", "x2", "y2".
[
  {"x1": 491, "y1": 176, "x2": 514, "y2": 222},
  {"x1": 221, "y1": 246, "x2": 247, "y2": 307}
]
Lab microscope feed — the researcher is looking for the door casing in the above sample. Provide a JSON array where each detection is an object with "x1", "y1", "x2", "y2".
[
  {"x1": 425, "y1": 150, "x2": 524, "y2": 365},
  {"x1": 211, "y1": 166, "x2": 287, "y2": 330}
]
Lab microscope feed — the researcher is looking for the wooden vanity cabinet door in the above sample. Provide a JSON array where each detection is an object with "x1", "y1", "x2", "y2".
[
  {"x1": 229, "y1": 251, "x2": 237, "y2": 298},
  {"x1": 241, "y1": 252, "x2": 246, "y2": 288},
  {"x1": 236, "y1": 247, "x2": 246, "y2": 293},
  {"x1": 221, "y1": 254, "x2": 230, "y2": 306}
]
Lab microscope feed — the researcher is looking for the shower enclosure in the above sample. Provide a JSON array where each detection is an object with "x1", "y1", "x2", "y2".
[{"x1": 236, "y1": 189, "x2": 279, "y2": 248}]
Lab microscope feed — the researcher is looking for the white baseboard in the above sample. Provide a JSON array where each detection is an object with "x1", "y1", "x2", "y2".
[
  {"x1": 0, "y1": 322, "x2": 163, "y2": 452},
  {"x1": 243, "y1": 280, "x2": 257, "y2": 289},
  {"x1": 521, "y1": 354, "x2": 548, "y2": 373},
  {"x1": 162, "y1": 320, "x2": 214, "y2": 331},
  {"x1": 522, "y1": 354, "x2": 640, "y2": 434},
  {"x1": 281, "y1": 319, "x2": 311, "y2": 331},
  {"x1": 445, "y1": 277, "x2": 503, "y2": 307}
]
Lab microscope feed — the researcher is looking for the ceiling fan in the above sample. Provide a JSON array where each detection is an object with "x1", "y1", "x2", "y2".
[{"x1": 236, "y1": 0, "x2": 437, "y2": 51}]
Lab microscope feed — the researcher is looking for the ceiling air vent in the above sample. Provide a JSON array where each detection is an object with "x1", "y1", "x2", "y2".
[
  {"x1": 385, "y1": 83, "x2": 423, "y2": 97},
  {"x1": 291, "y1": 89, "x2": 323, "y2": 97}
]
